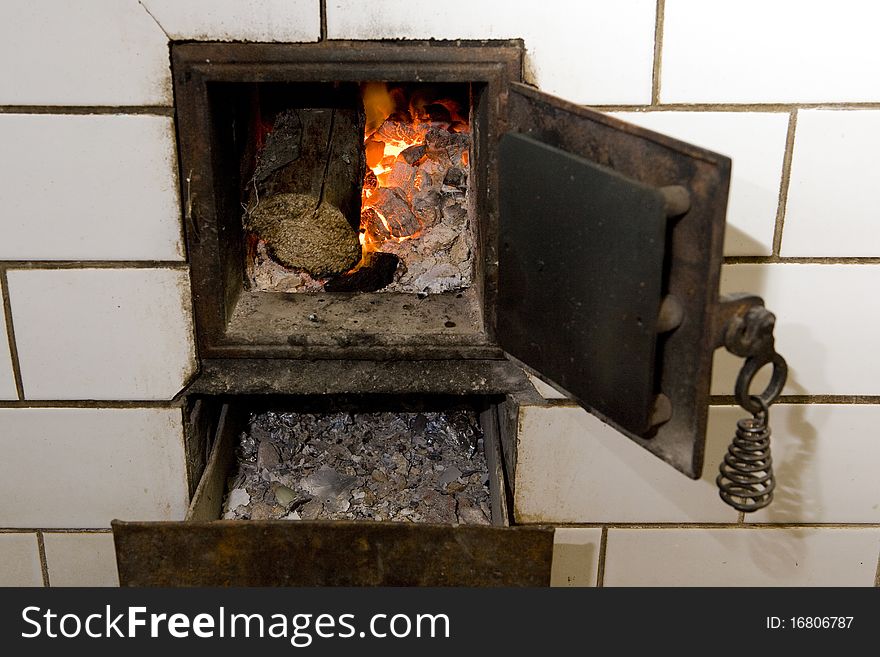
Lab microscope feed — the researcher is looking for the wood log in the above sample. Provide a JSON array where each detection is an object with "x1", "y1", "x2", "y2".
[
  {"x1": 245, "y1": 107, "x2": 366, "y2": 277},
  {"x1": 248, "y1": 193, "x2": 361, "y2": 278}
]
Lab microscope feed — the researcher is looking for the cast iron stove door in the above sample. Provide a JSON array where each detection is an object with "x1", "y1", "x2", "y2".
[{"x1": 498, "y1": 83, "x2": 730, "y2": 478}]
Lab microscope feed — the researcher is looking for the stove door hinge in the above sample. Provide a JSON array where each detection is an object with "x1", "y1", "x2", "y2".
[{"x1": 712, "y1": 293, "x2": 788, "y2": 512}]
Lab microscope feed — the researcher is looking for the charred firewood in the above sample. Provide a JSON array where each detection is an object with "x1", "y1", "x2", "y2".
[
  {"x1": 245, "y1": 107, "x2": 366, "y2": 277},
  {"x1": 324, "y1": 252, "x2": 400, "y2": 293},
  {"x1": 400, "y1": 143, "x2": 427, "y2": 166},
  {"x1": 367, "y1": 187, "x2": 421, "y2": 239}
]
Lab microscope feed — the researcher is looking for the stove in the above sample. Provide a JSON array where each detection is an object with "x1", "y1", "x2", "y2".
[{"x1": 113, "y1": 40, "x2": 786, "y2": 586}]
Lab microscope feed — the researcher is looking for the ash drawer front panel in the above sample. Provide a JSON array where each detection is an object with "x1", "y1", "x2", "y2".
[
  {"x1": 112, "y1": 521, "x2": 553, "y2": 587},
  {"x1": 113, "y1": 401, "x2": 554, "y2": 586}
]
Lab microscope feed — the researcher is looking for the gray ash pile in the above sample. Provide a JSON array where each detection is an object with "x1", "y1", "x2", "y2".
[{"x1": 222, "y1": 408, "x2": 491, "y2": 525}]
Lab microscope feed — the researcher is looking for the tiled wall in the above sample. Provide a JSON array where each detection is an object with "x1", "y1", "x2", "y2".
[
  {"x1": 0, "y1": 0, "x2": 252, "y2": 587},
  {"x1": 1, "y1": 0, "x2": 877, "y2": 587}
]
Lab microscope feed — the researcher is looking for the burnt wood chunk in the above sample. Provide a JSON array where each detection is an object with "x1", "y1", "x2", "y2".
[
  {"x1": 369, "y1": 187, "x2": 421, "y2": 239},
  {"x1": 401, "y1": 143, "x2": 427, "y2": 165},
  {"x1": 324, "y1": 252, "x2": 400, "y2": 292},
  {"x1": 246, "y1": 107, "x2": 366, "y2": 277}
]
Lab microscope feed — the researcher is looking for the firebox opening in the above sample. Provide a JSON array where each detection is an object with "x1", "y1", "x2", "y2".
[{"x1": 206, "y1": 80, "x2": 488, "y2": 351}]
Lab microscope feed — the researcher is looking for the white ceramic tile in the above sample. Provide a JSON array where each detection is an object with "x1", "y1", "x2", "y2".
[
  {"x1": 515, "y1": 404, "x2": 880, "y2": 525},
  {"x1": 662, "y1": 0, "x2": 880, "y2": 103},
  {"x1": 526, "y1": 374, "x2": 567, "y2": 400},
  {"x1": 551, "y1": 527, "x2": 602, "y2": 587},
  {"x1": 0, "y1": 408, "x2": 189, "y2": 528},
  {"x1": 605, "y1": 528, "x2": 880, "y2": 586},
  {"x1": 782, "y1": 110, "x2": 880, "y2": 256},
  {"x1": 611, "y1": 112, "x2": 789, "y2": 256},
  {"x1": 43, "y1": 533, "x2": 119, "y2": 587},
  {"x1": 0, "y1": 0, "x2": 170, "y2": 106},
  {"x1": 0, "y1": 534, "x2": 43, "y2": 586},
  {"x1": 711, "y1": 264, "x2": 880, "y2": 396},
  {"x1": 7, "y1": 269, "x2": 196, "y2": 400},
  {"x1": 513, "y1": 405, "x2": 738, "y2": 524},
  {"x1": 327, "y1": 0, "x2": 656, "y2": 105},
  {"x1": 730, "y1": 404, "x2": 880, "y2": 524},
  {"x1": 0, "y1": 114, "x2": 183, "y2": 261},
  {"x1": 0, "y1": 279, "x2": 16, "y2": 400},
  {"x1": 141, "y1": 0, "x2": 320, "y2": 42}
]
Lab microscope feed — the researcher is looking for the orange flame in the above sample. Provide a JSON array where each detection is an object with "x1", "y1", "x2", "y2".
[{"x1": 357, "y1": 82, "x2": 469, "y2": 257}]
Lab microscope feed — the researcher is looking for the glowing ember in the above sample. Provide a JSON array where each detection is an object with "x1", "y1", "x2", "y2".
[{"x1": 358, "y1": 82, "x2": 470, "y2": 251}]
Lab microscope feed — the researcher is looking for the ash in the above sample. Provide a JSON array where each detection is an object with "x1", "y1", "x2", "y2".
[
  {"x1": 222, "y1": 409, "x2": 491, "y2": 525},
  {"x1": 247, "y1": 240, "x2": 325, "y2": 292}
]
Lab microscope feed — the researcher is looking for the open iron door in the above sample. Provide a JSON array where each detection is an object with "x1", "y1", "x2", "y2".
[{"x1": 497, "y1": 83, "x2": 730, "y2": 478}]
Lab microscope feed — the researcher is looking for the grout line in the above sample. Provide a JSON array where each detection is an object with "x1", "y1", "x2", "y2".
[
  {"x1": 772, "y1": 110, "x2": 798, "y2": 256},
  {"x1": 596, "y1": 527, "x2": 608, "y2": 587},
  {"x1": 874, "y1": 548, "x2": 880, "y2": 587},
  {"x1": 723, "y1": 256, "x2": 880, "y2": 264},
  {"x1": 0, "y1": 270, "x2": 25, "y2": 400},
  {"x1": 0, "y1": 105, "x2": 173, "y2": 116},
  {"x1": 5, "y1": 523, "x2": 880, "y2": 531},
  {"x1": 320, "y1": 0, "x2": 328, "y2": 41},
  {"x1": 549, "y1": 522, "x2": 880, "y2": 529},
  {"x1": 36, "y1": 531, "x2": 50, "y2": 587},
  {"x1": 0, "y1": 260, "x2": 188, "y2": 270},
  {"x1": 589, "y1": 102, "x2": 880, "y2": 112},
  {"x1": 546, "y1": 396, "x2": 880, "y2": 409},
  {"x1": 651, "y1": 0, "x2": 665, "y2": 105},
  {"x1": 40, "y1": 529, "x2": 113, "y2": 534},
  {"x1": 710, "y1": 395, "x2": 880, "y2": 405},
  {"x1": 541, "y1": 398, "x2": 581, "y2": 407},
  {"x1": 137, "y1": 0, "x2": 171, "y2": 40},
  {"x1": 1, "y1": 528, "x2": 112, "y2": 534},
  {"x1": 0, "y1": 400, "x2": 183, "y2": 409}
]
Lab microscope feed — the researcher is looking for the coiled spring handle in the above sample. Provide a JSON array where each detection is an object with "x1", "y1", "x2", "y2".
[
  {"x1": 717, "y1": 397, "x2": 775, "y2": 512},
  {"x1": 715, "y1": 295, "x2": 788, "y2": 512}
]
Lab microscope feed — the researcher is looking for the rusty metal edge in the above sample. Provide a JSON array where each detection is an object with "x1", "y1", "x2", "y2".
[
  {"x1": 111, "y1": 520, "x2": 554, "y2": 587},
  {"x1": 172, "y1": 41, "x2": 523, "y2": 367},
  {"x1": 183, "y1": 358, "x2": 534, "y2": 397}
]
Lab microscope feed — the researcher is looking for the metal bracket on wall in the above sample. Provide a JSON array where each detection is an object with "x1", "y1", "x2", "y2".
[{"x1": 714, "y1": 293, "x2": 788, "y2": 512}]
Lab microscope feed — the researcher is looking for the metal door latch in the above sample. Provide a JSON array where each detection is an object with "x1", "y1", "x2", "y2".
[{"x1": 714, "y1": 294, "x2": 788, "y2": 512}]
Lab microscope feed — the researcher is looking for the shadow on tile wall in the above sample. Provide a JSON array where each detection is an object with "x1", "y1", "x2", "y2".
[{"x1": 763, "y1": 405, "x2": 818, "y2": 524}]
